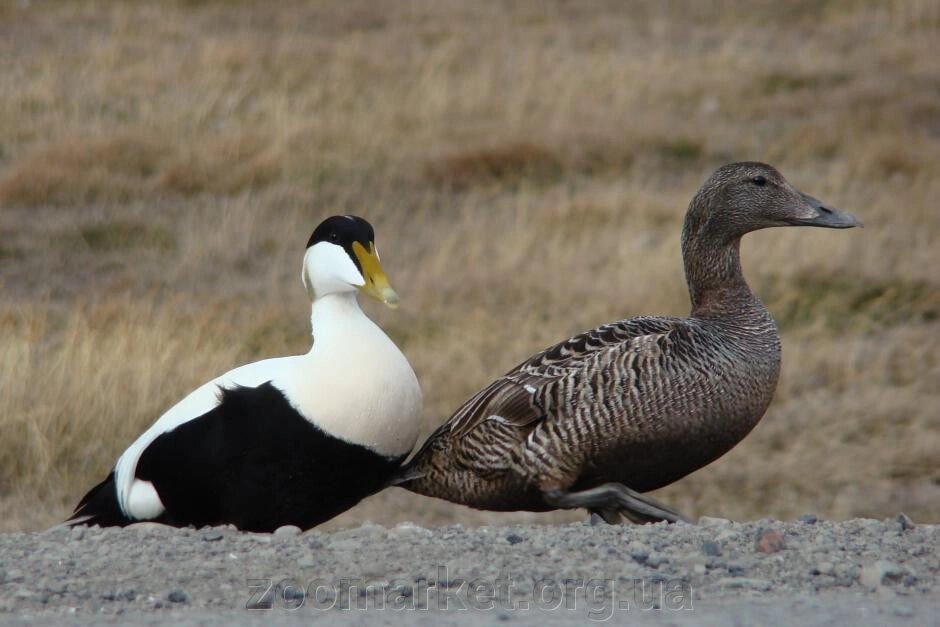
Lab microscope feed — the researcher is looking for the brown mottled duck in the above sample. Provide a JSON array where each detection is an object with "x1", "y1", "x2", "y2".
[{"x1": 394, "y1": 162, "x2": 861, "y2": 524}]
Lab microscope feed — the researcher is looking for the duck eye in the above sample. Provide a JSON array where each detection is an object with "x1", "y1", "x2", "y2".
[
  {"x1": 329, "y1": 232, "x2": 338, "y2": 242},
  {"x1": 751, "y1": 175, "x2": 767, "y2": 186}
]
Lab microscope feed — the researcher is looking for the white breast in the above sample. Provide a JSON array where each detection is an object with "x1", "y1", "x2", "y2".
[{"x1": 284, "y1": 293, "x2": 422, "y2": 457}]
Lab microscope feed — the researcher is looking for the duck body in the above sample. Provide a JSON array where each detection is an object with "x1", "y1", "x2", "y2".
[
  {"x1": 403, "y1": 305, "x2": 778, "y2": 514},
  {"x1": 573, "y1": 311, "x2": 780, "y2": 495},
  {"x1": 69, "y1": 216, "x2": 421, "y2": 532},
  {"x1": 399, "y1": 162, "x2": 859, "y2": 523}
]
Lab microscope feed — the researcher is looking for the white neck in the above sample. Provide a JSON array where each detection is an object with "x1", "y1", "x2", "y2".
[{"x1": 308, "y1": 291, "x2": 366, "y2": 346}]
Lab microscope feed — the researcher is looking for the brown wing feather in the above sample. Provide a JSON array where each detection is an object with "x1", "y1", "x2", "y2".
[
  {"x1": 410, "y1": 317, "x2": 683, "y2": 471},
  {"x1": 515, "y1": 317, "x2": 680, "y2": 373}
]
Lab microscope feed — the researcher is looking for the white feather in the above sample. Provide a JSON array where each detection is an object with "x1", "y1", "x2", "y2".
[{"x1": 126, "y1": 480, "x2": 165, "y2": 520}]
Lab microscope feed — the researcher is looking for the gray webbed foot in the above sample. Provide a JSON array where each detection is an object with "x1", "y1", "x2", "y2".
[{"x1": 546, "y1": 483, "x2": 688, "y2": 524}]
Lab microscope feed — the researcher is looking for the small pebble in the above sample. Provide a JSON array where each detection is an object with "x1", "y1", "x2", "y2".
[
  {"x1": 506, "y1": 533, "x2": 525, "y2": 545},
  {"x1": 627, "y1": 541, "x2": 650, "y2": 564},
  {"x1": 715, "y1": 529, "x2": 738, "y2": 543},
  {"x1": 126, "y1": 522, "x2": 171, "y2": 532},
  {"x1": 800, "y1": 513, "x2": 818, "y2": 525},
  {"x1": 282, "y1": 586, "x2": 304, "y2": 601},
  {"x1": 167, "y1": 590, "x2": 188, "y2": 604},
  {"x1": 815, "y1": 561, "x2": 834, "y2": 576},
  {"x1": 896, "y1": 513, "x2": 915, "y2": 531},
  {"x1": 5, "y1": 569, "x2": 23, "y2": 583},
  {"x1": 755, "y1": 529, "x2": 786, "y2": 554},
  {"x1": 201, "y1": 530, "x2": 224, "y2": 542},
  {"x1": 717, "y1": 577, "x2": 771, "y2": 591},
  {"x1": 727, "y1": 563, "x2": 746, "y2": 577},
  {"x1": 861, "y1": 560, "x2": 906, "y2": 589},
  {"x1": 699, "y1": 516, "x2": 732, "y2": 526},
  {"x1": 701, "y1": 540, "x2": 722, "y2": 556},
  {"x1": 273, "y1": 525, "x2": 302, "y2": 538},
  {"x1": 389, "y1": 523, "x2": 433, "y2": 538}
]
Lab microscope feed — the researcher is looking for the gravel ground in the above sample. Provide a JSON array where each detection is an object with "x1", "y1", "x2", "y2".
[{"x1": 1, "y1": 516, "x2": 937, "y2": 625}]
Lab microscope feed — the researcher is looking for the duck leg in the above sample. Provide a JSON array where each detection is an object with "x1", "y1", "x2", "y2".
[
  {"x1": 588, "y1": 507, "x2": 622, "y2": 525},
  {"x1": 544, "y1": 483, "x2": 688, "y2": 524}
]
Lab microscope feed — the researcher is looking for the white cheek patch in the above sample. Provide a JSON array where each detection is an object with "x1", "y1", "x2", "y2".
[
  {"x1": 302, "y1": 256, "x2": 315, "y2": 300},
  {"x1": 304, "y1": 243, "x2": 365, "y2": 297}
]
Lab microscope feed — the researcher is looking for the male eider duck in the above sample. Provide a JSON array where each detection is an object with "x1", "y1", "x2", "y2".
[
  {"x1": 68, "y1": 216, "x2": 422, "y2": 531},
  {"x1": 396, "y1": 162, "x2": 861, "y2": 524}
]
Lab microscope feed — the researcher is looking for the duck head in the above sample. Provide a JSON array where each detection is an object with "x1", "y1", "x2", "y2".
[
  {"x1": 684, "y1": 162, "x2": 862, "y2": 244},
  {"x1": 302, "y1": 215, "x2": 400, "y2": 307}
]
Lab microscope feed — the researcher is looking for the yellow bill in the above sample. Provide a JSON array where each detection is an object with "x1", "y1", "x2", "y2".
[{"x1": 352, "y1": 241, "x2": 400, "y2": 308}]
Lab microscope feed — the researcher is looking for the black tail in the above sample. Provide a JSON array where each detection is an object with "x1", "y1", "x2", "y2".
[{"x1": 66, "y1": 472, "x2": 134, "y2": 527}]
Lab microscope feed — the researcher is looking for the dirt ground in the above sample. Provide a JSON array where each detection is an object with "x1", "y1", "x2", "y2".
[{"x1": 1, "y1": 517, "x2": 938, "y2": 624}]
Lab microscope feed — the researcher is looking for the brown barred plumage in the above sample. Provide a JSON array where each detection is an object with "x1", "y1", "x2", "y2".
[{"x1": 396, "y1": 162, "x2": 861, "y2": 523}]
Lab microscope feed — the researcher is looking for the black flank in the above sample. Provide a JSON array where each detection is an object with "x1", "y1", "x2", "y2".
[
  {"x1": 134, "y1": 383, "x2": 401, "y2": 532},
  {"x1": 68, "y1": 383, "x2": 401, "y2": 532}
]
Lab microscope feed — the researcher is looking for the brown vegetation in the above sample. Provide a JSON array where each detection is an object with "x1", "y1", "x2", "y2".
[{"x1": 1, "y1": 0, "x2": 938, "y2": 531}]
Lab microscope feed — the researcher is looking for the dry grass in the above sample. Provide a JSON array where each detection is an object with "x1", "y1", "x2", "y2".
[{"x1": 1, "y1": 0, "x2": 939, "y2": 531}]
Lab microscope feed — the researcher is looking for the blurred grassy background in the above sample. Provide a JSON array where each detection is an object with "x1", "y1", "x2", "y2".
[{"x1": 1, "y1": 0, "x2": 938, "y2": 531}]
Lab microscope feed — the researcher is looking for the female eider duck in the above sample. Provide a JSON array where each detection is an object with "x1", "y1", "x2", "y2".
[
  {"x1": 396, "y1": 162, "x2": 861, "y2": 524},
  {"x1": 68, "y1": 216, "x2": 422, "y2": 531}
]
